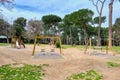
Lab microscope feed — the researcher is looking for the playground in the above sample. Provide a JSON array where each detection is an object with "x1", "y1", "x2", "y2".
[{"x1": 0, "y1": 44, "x2": 120, "y2": 80}]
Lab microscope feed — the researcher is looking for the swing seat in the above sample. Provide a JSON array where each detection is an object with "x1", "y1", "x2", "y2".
[
  {"x1": 93, "y1": 46, "x2": 102, "y2": 51},
  {"x1": 51, "y1": 48, "x2": 55, "y2": 52},
  {"x1": 41, "y1": 49, "x2": 45, "y2": 52}
]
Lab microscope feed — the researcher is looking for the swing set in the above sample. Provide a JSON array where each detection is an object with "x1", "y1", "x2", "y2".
[
  {"x1": 32, "y1": 35, "x2": 62, "y2": 56},
  {"x1": 84, "y1": 38, "x2": 116, "y2": 55}
]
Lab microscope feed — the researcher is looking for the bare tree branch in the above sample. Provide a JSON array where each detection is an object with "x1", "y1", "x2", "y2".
[
  {"x1": 100, "y1": 0, "x2": 106, "y2": 15},
  {"x1": 89, "y1": 0, "x2": 96, "y2": 6},
  {"x1": 89, "y1": 0, "x2": 100, "y2": 14},
  {"x1": 0, "y1": 0, "x2": 14, "y2": 10},
  {"x1": 98, "y1": 0, "x2": 103, "y2": 3}
]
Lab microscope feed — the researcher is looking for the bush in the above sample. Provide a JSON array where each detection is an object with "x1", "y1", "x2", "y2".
[{"x1": 55, "y1": 41, "x2": 60, "y2": 48}]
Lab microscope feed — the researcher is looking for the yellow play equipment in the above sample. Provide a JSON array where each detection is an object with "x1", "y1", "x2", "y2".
[
  {"x1": 32, "y1": 35, "x2": 62, "y2": 56},
  {"x1": 11, "y1": 32, "x2": 25, "y2": 48},
  {"x1": 84, "y1": 38, "x2": 111, "y2": 55}
]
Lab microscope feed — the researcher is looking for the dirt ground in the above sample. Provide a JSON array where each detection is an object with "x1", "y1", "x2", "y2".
[{"x1": 0, "y1": 45, "x2": 120, "y2": 80}]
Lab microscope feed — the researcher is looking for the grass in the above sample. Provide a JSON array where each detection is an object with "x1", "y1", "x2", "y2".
[
  {"x1": 0, "y1": 63, "x2": 45, "y2": 80},
  {"x1": 97, "y1": 46, "x2": 120, "y2": 54},
  {"x1": 66, "y1": 70, "x2": 103, "y2": 80},
  {"x1": 109, "y1": 46, "x2": 120, "y2": 54},
  {"x1": 111, "y1": 58, "x2": 120, "y2": 62},
  {"x1": 0, "y1": 43, "x2": 9, "y2": 46},
  {"x1": 62, "y1": 45, "x2": 85, "y2": 49},
  {"x1": 1, "y1": 43, "x2": 119, "y2": 54},
  {"x1": 107, "y1": 62, "x2": 120, "y2": 68}
]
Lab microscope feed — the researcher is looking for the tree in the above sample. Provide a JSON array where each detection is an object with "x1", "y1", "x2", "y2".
[
  {"x1": 63, "y1": 14, "x2": 74, "y2": 45},
  {"x1": 42, "y1": 14, "x2": 61, "y2": 35},
  {"x1": 0, "y1": 0, "x2": 14, "y2": 43},
  {"x1": 0, "y1": 18, "x2": 10, "y2": 43},
  {"x1": 108, "y1": 0, "x2": 114, "y2": 47},
  {"x1": 108, "y1": 0, "x2": 120, "y2": 47},
  {"x1": 113, "y1": 18, "x2": 120, "y2": 46},
  {"x1": 89, "y1": 0, "x2": 106, "y2": 46},
  {"x1": 27, "y1": 20, "x2": 43, "y2": 36},
  {"x1": 12, "y1": 17, "x2": 26, "y2": 37},
  {"x1": 70, "y1": 9, "x2": 94, "y2": 45},
  {"x1": 93, "y1": 16, "x2": 106, "y2": 43}
]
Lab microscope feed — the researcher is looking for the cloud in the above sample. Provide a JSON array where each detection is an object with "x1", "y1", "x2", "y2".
[
  {"x1": 0, "y1": 0, "x2": 119, "y2": 27},
  {"x1": 14, "y1": 0, "x2": 90, "y2": 13}
]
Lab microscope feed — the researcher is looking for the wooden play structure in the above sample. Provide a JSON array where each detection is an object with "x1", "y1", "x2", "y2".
[
  {"x1": 11, "y1": 32, "x2": 25, "y2": 48},
  {"x1": 84, "y1": 38, "x2": 111, "y2": 55},
  {"x1": 32, "y1": 35, "x2": 62, "y2": 56}
]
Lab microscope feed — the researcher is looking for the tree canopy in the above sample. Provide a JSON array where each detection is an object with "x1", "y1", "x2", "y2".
[
  {"x1": 113, "y1": 18, "x2": 120, "y2": 45},
  {"x1": 12, "y1": 17, "x2": 26, "y2": 36},
  {"x1": 63, "y1": 9, "x2": 94, "y2": 44},
  {"x1": 42, "y1": 14, "x2": 62, "y2": 35},
  {"x1": 42, "y1": 14, "x2": 61, "y2": 27},
  {"x1": 94, "y1": 16, "x2": 106, "y2": 24}
]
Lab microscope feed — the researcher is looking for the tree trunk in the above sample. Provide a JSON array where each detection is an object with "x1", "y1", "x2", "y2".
[
  {"x1": 97, "y1": 14, "x2": 102, "y2": 46},
  {"x1": 108, "y1": 0, "x2": 114, "y2": 47},
  {"x1": 83, "y1": 27, "x2": 87, "y2": 45},
  {"x1": 6, "y1": 36, "x2": 9, "y2": 43},
  {"x1": 66, "y1": 35, "x2": 69, "y2": 45},
  {"x1": 69, "y1": 27, "x2": 72, "y2": 45},
  {"x1": 58, "y1": 29, "x2": 61, "y2": 36}
]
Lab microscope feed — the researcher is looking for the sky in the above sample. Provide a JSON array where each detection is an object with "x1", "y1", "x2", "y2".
[{"x1": 0, "y1": 0, "x2": 120, "y2": 27}]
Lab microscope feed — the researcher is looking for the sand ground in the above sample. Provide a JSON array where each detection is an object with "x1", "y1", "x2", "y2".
[{"x1": 0, "y1": 45, "x2": 120, "y2": 80}]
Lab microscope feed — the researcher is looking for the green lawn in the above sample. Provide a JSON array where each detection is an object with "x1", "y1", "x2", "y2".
[
  {"x1": 0, "y1": 43, "x2": 9, "y2": 46},
  {"x1": 0, "y1": 63, "x2": 45, "y2": 80},
  {"x1": 62, "y1": 45, "x2": 85, "y2": 49},
  {"x1": 62, "y1": 45, "x2": 120, "y2": 54},
  {"x1": 0, "y1": 43, "x2": 119, "y2": 54},
  {"x1": 110, "y1": 46, "x2": 120, "y2": 54}
]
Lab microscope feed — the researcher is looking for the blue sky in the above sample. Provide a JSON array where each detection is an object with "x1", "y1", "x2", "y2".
[{"x1": 0, "y1": 0, "x2": 120, "y2": 27}]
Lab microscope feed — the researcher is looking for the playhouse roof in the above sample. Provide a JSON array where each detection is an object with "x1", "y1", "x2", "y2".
[{"x1": 0, "y1": 35, "x2": 7, "y2": 39}]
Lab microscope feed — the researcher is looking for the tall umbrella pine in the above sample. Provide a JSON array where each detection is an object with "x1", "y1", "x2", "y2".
[
  {"x1": 108, "y1": 0, "x2": 114, "y2": 47},
  {"x1": 108, "y1": 0, "x2": 120, "y2": 47},
  {"x1": 70, "y1": 9, "x2": 94, "y2": 45},
  {"x1": 42, "y1": 15, "x2": 61, "y2": 35},
  {"x1": 63, "y1": 14, "x2": 74, "y2": 45},
  {"x1": 12, "y1": 17, "x2": 27, "y2": 36},
  {"x1": 113, "y1": 18, "x2": 120, "y2": 46}
]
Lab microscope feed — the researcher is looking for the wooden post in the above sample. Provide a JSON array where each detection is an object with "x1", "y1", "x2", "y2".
[
  {"x1": 58, "y1": 37, "x2": 62, "y2": 54},
  {"x1": 106, "y1": 39, "x2": 109, "y2": 54},
  {"x1": 32, "y1": 35, "x2": 37, "y2": 56},
  {"x1": 84, "y1": 38, "x2": 90, "y2": 54}
]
